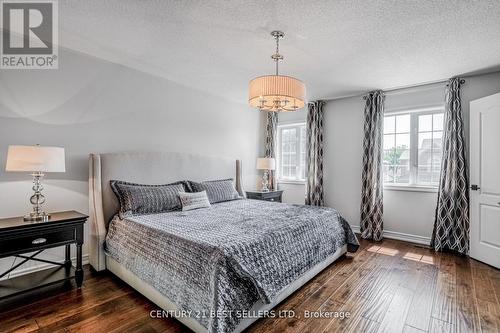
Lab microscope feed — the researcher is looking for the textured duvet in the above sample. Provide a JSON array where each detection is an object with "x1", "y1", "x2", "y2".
[{"x1": 105, "y1": 199, "x2": 359, "y2": 333}]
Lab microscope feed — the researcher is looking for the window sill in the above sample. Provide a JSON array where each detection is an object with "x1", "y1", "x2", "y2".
[
  {"x1": 383, "y1": 185, "x2": 438, "y2": 193},
  {"x1": 278, "y1": 180, "x2": 306, "y2": 185}
]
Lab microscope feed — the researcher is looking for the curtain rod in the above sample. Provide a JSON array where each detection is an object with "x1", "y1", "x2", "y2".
[
  {"x1": 325, "y1": 69, "x2": 500, "y2": 102},
  {"x1": 361, "y1": 78, "x2": 466, "y2": 100}
]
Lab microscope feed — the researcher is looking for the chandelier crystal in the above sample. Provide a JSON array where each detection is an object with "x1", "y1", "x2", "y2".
[{"x1": 249, "y1": 31, "x2": 306, "y2": 112}]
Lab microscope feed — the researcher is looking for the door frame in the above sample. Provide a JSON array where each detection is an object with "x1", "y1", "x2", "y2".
[{"x1": 469, "y1": 92, "x2": 500, "y2": 268}]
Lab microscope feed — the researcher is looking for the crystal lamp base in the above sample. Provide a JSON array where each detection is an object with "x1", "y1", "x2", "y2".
[{"x1": 24, "y1": 212, "x2": 50, "y2": 222}]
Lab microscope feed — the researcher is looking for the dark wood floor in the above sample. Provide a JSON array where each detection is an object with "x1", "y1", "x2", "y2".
[{"x1": 1, "y1": 238, "x2": 499, "y2": 333}]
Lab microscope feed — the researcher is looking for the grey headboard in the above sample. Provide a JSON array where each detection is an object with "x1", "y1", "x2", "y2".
[{"x1": 88, "y1": 151, "x2": 243, "y2": 271}]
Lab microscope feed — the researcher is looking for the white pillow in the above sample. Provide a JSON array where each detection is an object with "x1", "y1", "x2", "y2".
[{"x1": 179, "y1": 191, "x2": 211, "y2": 211}]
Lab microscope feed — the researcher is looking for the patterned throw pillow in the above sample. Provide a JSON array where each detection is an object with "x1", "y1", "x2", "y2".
[
  {"x1": 179, "y1": 191, "x2": 211, "y2": 211},
  {"x1": 110, "y1": 180, "x2": 187, "y2": 218},
  {"x1": 189, "y1": 179, "x2": 240, "y2": 204}
]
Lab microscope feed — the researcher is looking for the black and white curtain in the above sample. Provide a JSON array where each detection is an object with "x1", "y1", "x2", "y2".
[
  {"x1": 265, "y1": 112, "x2": 278, "y2": 191},
  {"x1": 431, "y1": 77, "x2": 470, "y2": 254},
  {"x1": 305, "y1": 101, "x2": 325, "y2": 206},
  {"x1": 360, "y1": 91, "x2": 385, "y2": 241}
]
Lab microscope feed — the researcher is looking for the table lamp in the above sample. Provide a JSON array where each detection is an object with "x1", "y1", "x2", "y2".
[
  {"x1": 5, "y1": 145, "x2": 66, "y2": 222},
  {"x1": 256, "y1": 157, "x2": 276, "y2": 192}
]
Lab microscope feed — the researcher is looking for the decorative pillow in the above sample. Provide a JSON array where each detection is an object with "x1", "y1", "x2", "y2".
[
  {"x1": 189, "y1": 178, "x2": 240, "y2": 204},
  {"x1": 179, "y1": 191, "x2": 211, "y2": 211},
  {"x1": 110, "y1": 180, "x2": 187, "y2": 218}
]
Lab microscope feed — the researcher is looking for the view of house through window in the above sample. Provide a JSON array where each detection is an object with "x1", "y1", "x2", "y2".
[
  {"x1": 277, "y1": 123, "x2": 307, "y2": 182},
  {"x1": 383, "y1": 109, "x2": 444, "y2": 187}
]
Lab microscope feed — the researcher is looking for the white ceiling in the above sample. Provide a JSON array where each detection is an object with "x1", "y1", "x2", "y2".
[{"x1": 58, "y1": 0, "x2": 500, "y2": 102}]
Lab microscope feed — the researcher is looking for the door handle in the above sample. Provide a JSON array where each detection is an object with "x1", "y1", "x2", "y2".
[{"x1": 470, "y1": 184, "x2": 480, "y2": 191}]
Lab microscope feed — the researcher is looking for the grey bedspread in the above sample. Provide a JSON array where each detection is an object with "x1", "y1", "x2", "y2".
[{"x1": 105, "y1": 199, "x2": 359, "y2": 333}]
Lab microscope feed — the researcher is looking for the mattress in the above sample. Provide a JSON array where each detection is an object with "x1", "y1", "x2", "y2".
[{"x1": 105, "y1": 199, "x2": 359, "y2": 333}]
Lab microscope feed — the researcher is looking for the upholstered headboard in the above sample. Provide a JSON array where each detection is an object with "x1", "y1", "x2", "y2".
[{"x1": 88, "y1": 152, "x2": 243, "y2": 271}]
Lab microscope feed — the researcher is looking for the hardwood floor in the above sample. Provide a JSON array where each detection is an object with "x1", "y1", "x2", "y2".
[{"x1": 1, "y1": 238, "x2": 499, "y2": 333}]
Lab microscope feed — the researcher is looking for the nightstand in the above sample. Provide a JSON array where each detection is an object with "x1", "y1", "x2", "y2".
[
  {"x1": 246, "y1": 190, "x2": 283, "y2": 203},
  {"x1": 0, "y1": 211, "x2": 87, "y2": 300}
]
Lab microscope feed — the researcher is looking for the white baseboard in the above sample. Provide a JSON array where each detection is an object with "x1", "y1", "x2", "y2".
[
  {"x1": 350, "y1": 225, "x2": 431, "y2": 246},
  {"x1": 0, "y1": 254, "x2": 89, "y2": 281}
]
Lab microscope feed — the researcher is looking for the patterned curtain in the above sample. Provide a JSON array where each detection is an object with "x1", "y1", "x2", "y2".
[
  {"x1": 305, "y1": 101, "x2": 325, "y2": 206},
  {"x1": 360, "y1": 91, "x2": 385, "y2": 241},
  {"x1": 265, "y1": 112, "x2": 278, "y2": 191},
  {"x1": 431, "y1": 77, "x2": 469, "y2": 254}
]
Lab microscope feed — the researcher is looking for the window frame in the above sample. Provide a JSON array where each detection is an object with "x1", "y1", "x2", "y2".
[
  {"x1": 383, "y1": 106, "x2": 445, "y2": 192},
  {"x1": 276, "y1": 122, "x2": 307, "y2": 184}
]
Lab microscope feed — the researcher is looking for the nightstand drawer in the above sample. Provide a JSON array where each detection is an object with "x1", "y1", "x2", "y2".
[
  {"x1": 261, "y1": 192, "x2": 279, "y2": 199},
  {"x1": 0, "y1": 227, "x2": 76, "y2": 256},
  {"x1": 246, "y1": 190, "x2": 283, "y2": 202}
]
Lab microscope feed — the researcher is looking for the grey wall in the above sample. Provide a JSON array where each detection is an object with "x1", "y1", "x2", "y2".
[
  {"x1": 0, "y1": 48, "x2": 263, "y2": 278},
  {"x1": 279, "y1": 71, "x2": 500, "y2": 242}
]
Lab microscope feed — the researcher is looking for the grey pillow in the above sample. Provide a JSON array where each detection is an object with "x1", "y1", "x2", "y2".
[
  {"x1": 110, "y1": 180, "x2": 187, "y2": 218},
  {"x1": 179, "y1": 191, "x2": 211, "y2": 211},
  {"x1": 189, "y1": 178, "x2": 240, "y2": 204}
]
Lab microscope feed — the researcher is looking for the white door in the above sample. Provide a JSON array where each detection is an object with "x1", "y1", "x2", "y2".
[{"x1": 470, "y1": 92, "x2": 500, "y2": 268}]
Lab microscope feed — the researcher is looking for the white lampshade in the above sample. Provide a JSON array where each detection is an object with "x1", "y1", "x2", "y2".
[
  {"x1": 249, "y1": 75, "x2": 306, "y2": 112},
  {"x1": 256, "y1": 157, "x2": 276, "y2": 170},
  {"x1": 5, "y1": 145, "x2": 66, "y2": 172}
]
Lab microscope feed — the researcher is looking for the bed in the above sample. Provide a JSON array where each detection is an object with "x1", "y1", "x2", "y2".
[{"x1": 88, "y1": 152, "x2": 358, "y2": 333}]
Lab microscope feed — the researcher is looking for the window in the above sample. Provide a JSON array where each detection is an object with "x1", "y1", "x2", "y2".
[
  {"x1": 383, "y1": 109, "x2": 444, "y2": 188},
  {"x1": 277, "y1": 123, "x2": 307, "y2": 182}
]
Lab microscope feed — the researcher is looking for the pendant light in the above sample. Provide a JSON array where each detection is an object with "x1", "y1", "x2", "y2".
[{"x1": 248, "y1": 31, "x2": 306, "y2": 112}]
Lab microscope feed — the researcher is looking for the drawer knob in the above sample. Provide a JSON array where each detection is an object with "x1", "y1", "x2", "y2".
[{"x1": 32, "y1": 238, "x2": 47, "y2": 245}]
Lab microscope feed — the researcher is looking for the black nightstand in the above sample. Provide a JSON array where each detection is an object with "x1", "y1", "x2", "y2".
[
  {"x1": 246, "y1": 190, "x2": 283, "y2": 203},
  {"x1": 0, "y1": 211, "x2": 87, "y2": 300}
]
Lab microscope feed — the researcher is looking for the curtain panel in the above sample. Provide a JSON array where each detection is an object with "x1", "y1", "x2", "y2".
[
  {"x1": 431, "y1": 77, "x2": 470, "y2": 254},
  {"x1": 360, "y1": 91, "x2": 385, "y2": 241},
  {"x1": 264, "y1": 111, "x2": 278, "y2": 191},
  {"x1": 305, "y1": 100, "x2": 325, "y2": 206}
]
